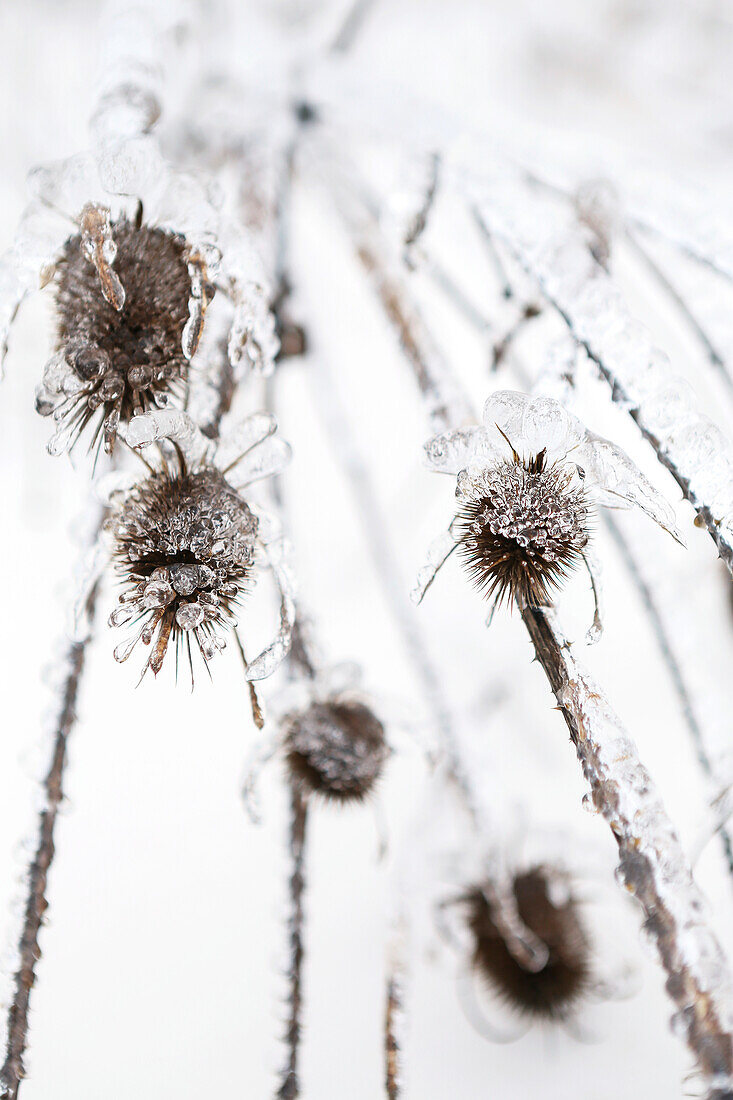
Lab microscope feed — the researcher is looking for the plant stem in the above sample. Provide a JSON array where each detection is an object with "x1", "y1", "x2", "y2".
[
  {"x1": 276, "y1": 782, "x2": 308, "y2": 1100},
  {"x1": 0, "y1": 574, "x2": 100, "y2": 1100}
]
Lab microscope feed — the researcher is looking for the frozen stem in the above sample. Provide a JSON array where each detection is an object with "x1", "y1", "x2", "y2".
[
  {"x1": 522, "y1": 605, "x2": 733, "y2": 1096},
  {"x1": 0, "y1": 573, "x2": 100, "y2": 1100},
  {"x1": 276, "y1": 782, "x2": 309, "y2": 1100}
]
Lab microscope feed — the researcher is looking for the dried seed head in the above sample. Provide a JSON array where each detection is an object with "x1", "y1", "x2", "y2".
[
  {"x1": 464, "y1": 867, "x2": 591, "y2": 1021},
  {"x1": 40, "y1": 214, "x2": 195, "y2": 453},
  {"x1": 283, "y1": 699, "x2": 388, "y2": 803},
  {"x1": 456, "y1": 450, "x2": 590, "y2": 608},
  {"x1": 109, "y1": 462, "x2": 257, "y2": 678}
]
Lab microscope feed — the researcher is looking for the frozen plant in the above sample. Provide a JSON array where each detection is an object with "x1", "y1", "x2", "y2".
[
  {"x1": 415, "y1": 389, "x2": 681, "y2": 636},
  {"x1": 103, "y1": 407, "x2": 295, "y2": 680},
  {"x1": 243, "y1": 660, "x2": 390, "y2": 817}
]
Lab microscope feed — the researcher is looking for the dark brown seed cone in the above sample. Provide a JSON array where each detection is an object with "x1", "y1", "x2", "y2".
[
  {"x1": 455, "y1": 450, "x2": 590, "y2": 609},
  {"x1": 464, "y1": 867, "x2": 591, "y2": 1021},
  {"x1": 284, "y1": 700, "x2": 388, "y2": 803},
  {"x1": 110, "y1": 462, "x2": 258, "y2": 678},
  {"x1": 47, "y1": 217, "x2": 192, "y2": 451}
]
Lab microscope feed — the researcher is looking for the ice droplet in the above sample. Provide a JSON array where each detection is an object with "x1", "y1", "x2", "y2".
[{"x1": 176, "y1": 602, "x2": 205, "y2": 630}]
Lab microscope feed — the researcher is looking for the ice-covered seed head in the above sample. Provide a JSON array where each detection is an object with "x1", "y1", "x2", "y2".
[
  {"x1": 456, "y1": 450, "x2": 590, "y2": 608},
  {"x1": 41, "y1": 215, "x2": 198, "y2": 453},
  {"x1": 464, "y1": 867, "x2": 591, "y2": 1021},
  {"x1": 283, "y1": 699, "x2": 388, "y2": 803},
  {"x1": 110, "y1": 464, "x2": 258, "y2": 678}
]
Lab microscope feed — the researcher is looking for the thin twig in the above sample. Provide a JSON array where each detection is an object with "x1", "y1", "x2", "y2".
[
  {"x1": 403, "y1": 153, "x2": 441, "y2": 252},
  {"x1": 276, "y1": 782, "x2": 309, "y2": 1100},
  {"x1": 327, "y1": 166, "x2": 733, "y2": 1095},
  {"x1": 330, "y1": 0, "x2": 377, "y2": 53},
  {"x1": 384, "y1": 927, "x2": 406, "y2": 1100},
  {"x1": 0, "y1": 575, "x2": 100, "y2": 1100}
]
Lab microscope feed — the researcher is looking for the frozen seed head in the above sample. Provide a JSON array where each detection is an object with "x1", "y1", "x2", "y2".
[
  {"x1": 464, "y1": 867, "x2": 591, "y2": 1022},
  {"x1": 38, "y1": 211, "x2": 207, "y2": 454},
  {"x1": 109, "y1": 462, "x2": 257, "y2": 678},
  {"x1": 283, "y1": 700, "x2": 388, "y2": 803},
  {"x1": 456, "y1": 449, "x2": 590, "y2": 609}
]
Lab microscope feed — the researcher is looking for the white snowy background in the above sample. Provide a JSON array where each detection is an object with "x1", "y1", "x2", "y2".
[{"x1": 1, "y1": 1, "x2": 733, "y2": 1097}]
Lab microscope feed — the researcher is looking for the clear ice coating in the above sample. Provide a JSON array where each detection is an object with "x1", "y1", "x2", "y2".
[
  {"x1": 124, "y1": 408, "x2": 211, "y2": 465},
  {"x1": 228, "y1": 436, "x2": 293, "y2": 488},
  {"x1": 411, "y1": 525, "x2": 459, "y2": 604},
  {"x1": 80, "y1": 203, "x2": 126, "y2": 310},
  {"x1": 243, "y1": 537, "x2": 296, "y2": 681},
  {"x1": 553, "y1": 623, "x2": 733, "y2": 1063}
]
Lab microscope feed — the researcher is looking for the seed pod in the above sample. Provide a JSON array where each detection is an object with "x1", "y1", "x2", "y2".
[
  {"x1": 283, "y1": 699, "x2": 388, "y2": 803},
  {"x1": 39, "y1": 214, "x2": 194, "y2": 453},
  {"x1": 455, "y1": 449, "x2": 590, "y2": 608},
  {"x1": 464, "y1": 866, "x2": 591, "y2": 1020}
]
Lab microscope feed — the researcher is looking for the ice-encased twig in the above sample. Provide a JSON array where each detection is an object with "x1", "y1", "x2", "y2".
[
  {"x1": 471, "y1": 198, "x2": 733, "y2": 575},
  {"x1": 276, "y1": 781, "x2": 308, "y2": 1100},
  {"x1": 517, "y1": 327, "x2": 733, "y2": 882},
  {"x1": 328, "y1": 163, "x2": 733, "y2": 1094},
  {"x1": 521, "y1": 605, "x2": 733, "y2": 1096},
  {"x1": 0, "y1": 515, "x2": 103, "y2": 1100}
]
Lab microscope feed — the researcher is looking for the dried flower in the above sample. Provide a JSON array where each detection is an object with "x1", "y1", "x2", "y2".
[
  {"x1": 462, "y1": 865, "x2": 592, "y2": 1022},
  {"x1": 414, "y1": 390, "x2": 682, "y2": 622},
  {"x1": 242, "y1": 663, "x2": 390, "y2": 818},
  {"x1": 284, "y1": 699, "x2": 388, "y2": 803},
  {"x1": 39, "y1": 207, "x2": 199, "y2": 454},
  {"x1": 106, "y1": 408, "x2": 294, "y2": 681},
  {"x1": 2, "y1": 143, "x2": 279, "y2": 455}
]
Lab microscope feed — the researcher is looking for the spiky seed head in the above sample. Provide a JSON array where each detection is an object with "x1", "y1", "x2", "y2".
[
  {"x1": 283, "y1": 699, "x2": 388, "y2": 803},
  {"x1": 109, "y1": 462, "x2": 257, "y2": 678},
  {"x1": 464, "y1": 866, "x2": 591, "y2": 1021},
  {"x1": 43, "y1": 216, "x2": 193, "y2": 452},
  {"x1": 456, "y1": 450, "x2": 590, "y2": 608}
]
